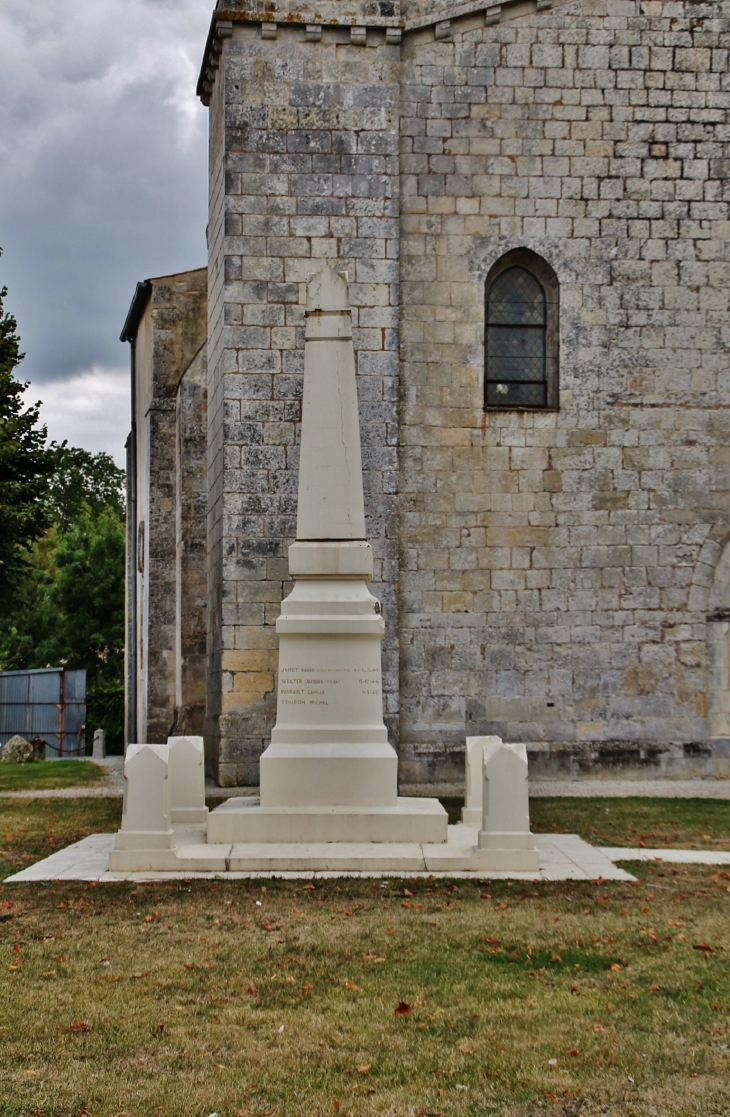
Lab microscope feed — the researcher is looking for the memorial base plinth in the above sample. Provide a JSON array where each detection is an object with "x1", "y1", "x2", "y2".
[
  {"x1": 259, "y1": 741, "x2": 398, "y2": 808},
  {"x1": 207, "y1": 795, "x2": 448, "y2": 845}
]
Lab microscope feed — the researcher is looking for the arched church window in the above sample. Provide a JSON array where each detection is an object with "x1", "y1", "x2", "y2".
[{"x1": 484, "y1": 251, "x2": 559, "y2": 410}]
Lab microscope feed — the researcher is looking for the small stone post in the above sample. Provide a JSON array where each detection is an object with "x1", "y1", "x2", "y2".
[
  {"x1": 474, "y1": 740, "x2": 540, "y2": 872},
  {"x1": 92, "y1": 729, "x2": 106, "y2": 760},
  {"x1": 109, "y1": 744, "x2": 175, "y2": 871},
  {"x1": 167, "y1": 735, "x2": 208, "y2": 825},
  {"x1": 461, "y1": 735, "x2": 502, "y2": 826}
]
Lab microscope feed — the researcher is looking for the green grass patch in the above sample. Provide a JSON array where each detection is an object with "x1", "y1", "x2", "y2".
[
  {"x1": 530, "y1": 796, "x2": 730, "y2": 849},
  {"x1": 0, "y1": 797, "x2": 121, "y2": 881},
  {"x1": 1, "y1": 798, "x2": 730, "y2": 1115},
  {"x1": 0, "y1": 759, "x2": 107, "y2": 793},
  {"x1": 441, "y1": 796, "x2": 730, "y2": 849}
]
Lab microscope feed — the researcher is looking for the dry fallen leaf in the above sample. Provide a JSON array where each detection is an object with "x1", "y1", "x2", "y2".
[
  {"x1": 566, "y1": 1049, "x2": 580, "y2": 1057},
  {"x1": 246, "y1": 984, "x2": 258, "y2": 995},
  {"x1": 302, "y1": 983, "x2": 313, "y2": 995},
  {"x1": 458, "y1": 1043, "x2": 472, "y2": 1055},
  {"x1": 345, "y1": 980, "x2": 358, "y2": 989},
  {"x1": 356, "y1": 1063, "x2": 371, "y2": 1075},
  {"x1": 69, "y1": 1021, "x2": 90, "y2": 1033},
  {"x1": 693, "y1": 943, "x2": 713, "y2": 953},
  {"x1": 592, "y1": 1024, "x2": 605, "y2": 1034},
  {"x1": 609, "y1": 963, "x2": 622, "y2": 972},
  {"x1": 395, "y1": 1001, "x2": 412, "y2": 1017}
]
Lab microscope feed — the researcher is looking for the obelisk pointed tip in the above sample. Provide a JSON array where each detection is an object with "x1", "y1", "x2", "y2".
[{"x1": 307, "y1": 266, "x2": 350, "y2": 314}]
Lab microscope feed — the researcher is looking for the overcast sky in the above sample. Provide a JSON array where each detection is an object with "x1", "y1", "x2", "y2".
[{"x1": 0, "y1": 0, "x2": 213, "y2": 466}]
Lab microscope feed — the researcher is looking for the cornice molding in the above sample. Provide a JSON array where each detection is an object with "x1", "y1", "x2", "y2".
[{"x1": 197, "y1": 0, "x2": 555, "y2": 103}]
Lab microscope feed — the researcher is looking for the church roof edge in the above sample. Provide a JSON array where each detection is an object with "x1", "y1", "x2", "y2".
[
  {"x1": 198, "y1": 0, "x2": 517, "y2": 102},
  {"x1": 120, "y1": 268, "x2": 207, "y2": 343}
]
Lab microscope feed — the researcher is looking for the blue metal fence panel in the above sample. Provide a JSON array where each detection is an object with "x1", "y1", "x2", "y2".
[{"x1": 0, "y1": 668, "x2": 87, "y2": 758}]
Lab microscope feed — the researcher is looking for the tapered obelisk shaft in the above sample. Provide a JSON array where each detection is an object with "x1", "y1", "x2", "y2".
[{"x1": 296, "y1": 266, "x2": 366, "y2": 542}]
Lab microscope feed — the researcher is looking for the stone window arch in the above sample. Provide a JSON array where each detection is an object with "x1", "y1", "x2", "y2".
[{"x1": 484, "y1": 249, "x2": 559, "y2": 410}]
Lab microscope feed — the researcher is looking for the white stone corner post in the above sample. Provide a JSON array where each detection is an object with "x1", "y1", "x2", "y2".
[
  {"x1": 167, "y1": 735, "x2": 208, "y2": 824},
  {"x1": 109, "y1": 744, "x2": 175, "y2": 871},
  {"x1": 475, "y1": 740, "x2": 540, "y2": 872},
  {"x1": 461, "y1": 735, "x2": 502, "y2": 826}
]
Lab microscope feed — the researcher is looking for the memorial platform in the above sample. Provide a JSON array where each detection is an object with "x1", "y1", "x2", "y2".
[{"x1": 5, "y1": 827, "x2": 640, "y2": 883}]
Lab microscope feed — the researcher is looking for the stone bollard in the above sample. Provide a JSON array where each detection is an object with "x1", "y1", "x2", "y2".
[
  {"x1": 92, "y1": 729, "x2": 106, "y2": 760},
  {"x1": 167, "y1": 736, "x2": 208, "y2": 825},
  {"x1": 108, "y1": 745, "x2": 175, "y2": 871},
  {"x1": 474, "y1": 740, "x2": 540, "y2": 872},
  {"x1": 461, "y1": 735, "x2": 502, "y2": 826}
]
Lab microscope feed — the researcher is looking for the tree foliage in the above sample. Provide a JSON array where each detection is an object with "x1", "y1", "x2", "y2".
[
  {"x1": 0, "y1": 264, "x2": 54, "y2": 604},
  {"x1": 47, "y1": 443, "x2": 125, "y2": 529},
  {"x1": 0, "y1": 255, "x2": 126, "y2": 719}
]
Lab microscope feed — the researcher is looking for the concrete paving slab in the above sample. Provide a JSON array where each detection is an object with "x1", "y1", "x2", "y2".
[
  {"x1": 601, "y1": 847, "x2": 730, "y2": 865},
  {"x1": 5, "y1": 830, "x2": 638, "y2": 883}
]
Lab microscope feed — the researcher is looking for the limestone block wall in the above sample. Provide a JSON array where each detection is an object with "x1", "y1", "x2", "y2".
[
  {"x1": 397, "y1": 0, "x2": 730, "y2": 780},
  {"x1": 196, "y1": 0, "x2": 730, "y2": 786},
  {"x1": 206, "y1": 20, "x2": 402, "y2": 785},
  {"x1": 176, "y1": 344, "x2": 209, "y2": 736},
  {"x1": 126, "y1": 269, "x2": 208, "y2": 746}
]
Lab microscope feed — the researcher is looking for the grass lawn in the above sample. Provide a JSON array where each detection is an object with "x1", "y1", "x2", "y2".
[
  {"x1": 1, "y1": 799, "x2": 730, "y2": 1116},
  {"x1": 530, "y1": 796, "x2": 730, "y2": 851},
  {"x1": 0, "y1": 760, "x2": 107, "y2": 793}
]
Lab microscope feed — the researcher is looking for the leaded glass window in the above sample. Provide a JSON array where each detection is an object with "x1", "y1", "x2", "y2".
[{"x1": 485, "y1": 266, "x2": 548, "y2": 408}]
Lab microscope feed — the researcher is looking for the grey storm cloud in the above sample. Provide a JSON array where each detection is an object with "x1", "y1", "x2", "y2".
[{"x1": 0, "y1": 0, "x2": 213, "y2": 459}]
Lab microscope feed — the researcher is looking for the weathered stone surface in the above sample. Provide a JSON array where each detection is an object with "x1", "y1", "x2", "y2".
[
  {"x1": 129, "y1": 0, "x2": 730, "y2": 786},
  {"x1": 206, "y1": 21, "x2": 402, "y2": 786},
  {"x1": 92, "y1": 730, "x2": 106, "y2": 761},
  {"x1": 125, "y1": 268, "x2": 209, "y2": 751},
  {"x1": 1, "y1": 736, "x2": 33, "y2": 763}
]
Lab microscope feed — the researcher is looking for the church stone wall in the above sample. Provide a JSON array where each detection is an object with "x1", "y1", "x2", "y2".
[
  {"x1": 198, "y1": 0, "x2": 730, "y2": 785},
  {"x1": 398, "y1": 0, "x2": 730, "y2": 780},
  {"x1": 175, "y1": 344, "x2": 209, "y2": 737},
  {"x1": 206, "y1": 22, "x2": 403, "y2": 785},
  {"x1": 128, "y1": 269, "x2": 208, "y2": 746}
]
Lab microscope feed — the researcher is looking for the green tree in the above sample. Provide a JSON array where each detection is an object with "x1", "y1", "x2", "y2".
[
  {"x1": 0, "y1": 472, "x2": 126, "y2": 689},
  {"x1": 0, "y1": 258, "x2": 127, "y2": 750},
  {"x1": 47, "y1": 442, "x2": 125, "y2": 529},
  {"x1": 0, "y1": 254, "x2": 53, "y2": 605}
]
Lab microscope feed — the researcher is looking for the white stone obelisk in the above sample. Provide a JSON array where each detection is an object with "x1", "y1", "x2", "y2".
[
  {"x1": 259, "y1": 267, "x2": 397, "y2": 808},
  {"x1": 206, "y1": 265, "x2": 446, "y2": 845}
]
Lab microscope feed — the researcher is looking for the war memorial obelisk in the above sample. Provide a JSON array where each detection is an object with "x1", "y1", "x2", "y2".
[
  {"x1": 208, "y1": 266, "x2": 447, "y2": 846},
  {"x1": 109, "y1": 264, "x2": 541, "y2": 876}
]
